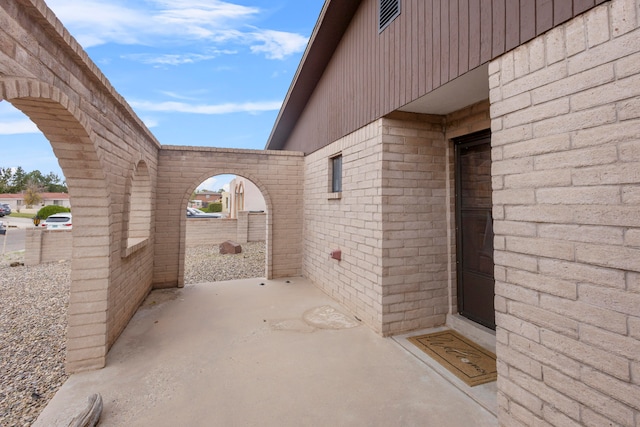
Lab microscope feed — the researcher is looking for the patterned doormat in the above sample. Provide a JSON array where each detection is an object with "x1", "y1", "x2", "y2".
[{"x1": 408, "y1": 330, "x2": 497, "y2": 387}]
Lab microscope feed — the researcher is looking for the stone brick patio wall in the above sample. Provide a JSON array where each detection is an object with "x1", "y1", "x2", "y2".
[
  {"x1": 303, "y1": 121, "x2": 385, "y2": 332},
  {"x1": 490, "y1": 1, "x2": 640, "y2": 425},
  {"x1": 378, "y1": 113, "x2": 449, "y2": 335},
  {"x1": 155, "y1": 146, "x2": 303, "y2": 287},
  {"x1": 304, "y1": 113, "x2": 456, "y2": 336},
  {"x1": 24, "y1": 228, "x2": 72, "y2": 265},
  {"x1": 1, "y1": 0, "x2": 162, "y2": 372},
  {"x1": 184, "y1": 212, "x2": 266, "y2": 246},
  {"x1": 1, "y1": 0, "x2": 303, "y2": 373}
]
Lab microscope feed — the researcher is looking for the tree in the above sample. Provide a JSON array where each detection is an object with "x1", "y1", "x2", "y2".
[
  {"x1": 0, "y1": 168, "x2": 12, "y2": 193},
  {"x1": 42, "y1": 172, "x2": 67, "y2": 192},
  {"x1": 0, "y1": 167, "x2": 67, "y2": 193},
  {"x1": 8, "y1": 166, "x2": 27, "y2": 193},
  {"x1": 23, "y1": 179, "x2": 43, "y2": 208}
]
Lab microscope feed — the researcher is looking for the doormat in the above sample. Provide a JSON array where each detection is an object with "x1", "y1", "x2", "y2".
[{"x1": 408, "y1": 330, "x2": 497, "y2": 387}]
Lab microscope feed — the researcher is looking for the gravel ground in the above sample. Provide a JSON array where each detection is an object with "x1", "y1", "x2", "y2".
[
  {"x1": 184, "y1": 241, "x2": 266, "y2": 284},
  {"x1": 0, "y1": 253, "x2": 69, "y2": 427},
  {"x1": 0, "y1": 241, "x2": 265, "y2": 426}
]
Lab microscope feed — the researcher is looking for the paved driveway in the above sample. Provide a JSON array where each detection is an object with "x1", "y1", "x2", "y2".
[{"x1": 0, "y1": 228, "x2": 25, "y2": 253}]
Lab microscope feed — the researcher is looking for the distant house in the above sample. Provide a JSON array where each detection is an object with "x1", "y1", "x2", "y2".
[
  {"x1": 190, "y1": 191, "x2": 221, "y2": 208},
  {"x1": 228, "y1": 177, "x2": 265, "y2": 218},
  {"x1": 0, "y1": 192, "x2": 70, "y2": 211},
  {"x1": 220, "y1": 191, "x2": 230, "y2": 215}
]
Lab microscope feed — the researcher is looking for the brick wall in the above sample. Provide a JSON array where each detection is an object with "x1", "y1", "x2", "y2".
[
  {"x1": 304, "y1": 112, "x2": 484, "y2": 336},
  {"x1": 24, "y1": 229, "x2": 72, "y2": 265},
  {"x1": 186, "y1": 219, "x2": 239, "y2": 246},
  {"x1": 1, "y1": 0, "x2": 161, "y2": 372},
  {"x1": 184, "y1": 213, "x2": 266, "y2": 246},
  {"x1": 490, "y1": 1, "x2": 640, "y2": 425},
  {"x1": 156, "y1": 147, "x2": 303, "y2": 286},
  {"x1": 303, "y1": 122, "x2": 385, "y2": 331},
  {"x1": 247, "y1": 212, "x2": 267, "y2": 242},
  {"x1": 379, "y1": 112, "x2": 450, "y2": 335}
]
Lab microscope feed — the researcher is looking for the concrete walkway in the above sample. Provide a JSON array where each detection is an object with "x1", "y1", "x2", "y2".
[{"x1": 36, "y1": 277, "x2": 497, "y2": 426}]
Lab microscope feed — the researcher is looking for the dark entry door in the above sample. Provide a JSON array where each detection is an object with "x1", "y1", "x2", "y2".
[{"x1": 455, "y1": 131, "x2": 495, "y2": 330}]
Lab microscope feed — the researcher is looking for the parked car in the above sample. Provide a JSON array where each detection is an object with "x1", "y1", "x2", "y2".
[
  {"x1": 0, "y1": 204, "x2": 10, "y2": 217},
  {"x1": 43, "y1": 213, "x2": 73, "y2": 230},
  {"x1": 186, "y1": 207, "x2": 222, "y2": 218},
  {"x1": 0, "y1": 221, "x2": 5, "y2": 235}
]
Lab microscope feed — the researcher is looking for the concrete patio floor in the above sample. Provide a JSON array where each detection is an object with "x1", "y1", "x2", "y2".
[{"x1": 35, "y1": 277, "x2": 497, "y2": 426}]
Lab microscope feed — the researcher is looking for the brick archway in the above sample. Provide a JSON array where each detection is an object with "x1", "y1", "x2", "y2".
[
  {"x1": 1, "y1": 79, "x2": 112, "y2": 372},
  {"x1": 1, "y1": 0, "x2": 304, "y2": 374},
  {"x1": 180, "y1": 171, "x2": 274, "y2": 285},
  {"x1": 155, "y1": 146, "x2": 304, "y2": 288}
]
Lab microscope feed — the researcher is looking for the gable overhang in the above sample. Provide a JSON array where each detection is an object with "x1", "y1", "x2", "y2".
[
  {"x1": 398, "y1": 64, "x2": 490, "y2": 116},
  {"x1": 265, "y1": 0, "x2": 363, "y2": 151}
]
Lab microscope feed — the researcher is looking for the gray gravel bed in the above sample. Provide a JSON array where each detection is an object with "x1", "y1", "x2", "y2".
[
  {"x1": 184, "y1": 241, "x2": 266, "y2": 284},
  {"x1": 0, "y1": 256, "x2": 69, "y2": 427},
  {"x1": 0, "y1": 241, "x2": 265, "y2": 426}
]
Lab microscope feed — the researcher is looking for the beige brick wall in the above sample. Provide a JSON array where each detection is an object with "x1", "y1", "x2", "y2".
[
  {"x1": 156, "y1": 147, "x2": 303, "y2": 286},
  {"x1": 184, "y1": 213, "x2": 266, "y2": 246},
  {"x1": 490, "y1": 1, "x2": 640, "y2": 425},
  {"x1": 303, "y1": 111, "x2": 488, "y2": 336},
  {"x1": 1, "y1": 0, "x2": 160, "y2": 372},
  {"x1": 247, "y1": 212, "x2": 267, "y2": 242},
  {"x1": 24, "y1": 228, "x2": 72, "y2": 265},
  {"x1": 185, "y1": 219, "x2": 239, "y2": 246},
  {"x1": 379, "y1": 112, "x2": 450, "y2": 335},
  {"x1": 303, "y1": 122, "x2": 385, "y2": 332}
]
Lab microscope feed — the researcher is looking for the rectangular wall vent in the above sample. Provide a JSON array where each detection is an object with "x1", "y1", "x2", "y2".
[{"x1": 379, "y1": 0, "x2": 401, "y2": 32}]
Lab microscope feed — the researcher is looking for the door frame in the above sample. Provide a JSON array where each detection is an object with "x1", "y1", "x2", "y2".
[{"x1": 454, "y1": 129, "x2": 495, "y2": 330}]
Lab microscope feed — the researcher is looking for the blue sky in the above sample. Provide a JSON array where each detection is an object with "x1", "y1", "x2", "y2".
[{"x1": 0, "y1": 0, "x2": 324, "y2": 191}]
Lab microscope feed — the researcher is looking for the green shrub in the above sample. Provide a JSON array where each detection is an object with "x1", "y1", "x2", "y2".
[
  {"x1": 207, "y1": 202, "x2": 223, "y2": 213},
  {"x1": 37, "y1": 205, "x2": 71, "y2": 219}
]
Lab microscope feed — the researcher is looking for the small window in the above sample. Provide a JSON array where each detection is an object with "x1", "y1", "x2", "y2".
[
  {"x1": 379, "y1": 0, "x2": 401, "y2": 32},
  {"x1": 331, "y1": 155, "x2": 342, "y2": 193}
]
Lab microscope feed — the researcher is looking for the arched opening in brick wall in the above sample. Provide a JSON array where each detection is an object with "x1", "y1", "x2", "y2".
[
  {"x1": 1, "y1": 80, "x2": 111, "y2": 375},
  {"x1": 180, "y1": 172, "x2": 271, "y2": 286},
  {"x1": 183, "y1": 173, "x2": 268, "y2": 285},
  {"x1": 0, "y1": 99, "x2": 73, "y2": 419},
  {"x1": 123, "y1": 160, "x2": 152, "y2": 256}
]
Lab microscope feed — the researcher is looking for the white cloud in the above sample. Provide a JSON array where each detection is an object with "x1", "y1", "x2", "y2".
[
  {"x1": 122, "y1": 53, "x2": 218, "y2": 66},
  {"x1": 0, "y1": 119, "x2": 40, "y2": 135},
  {"x1": 46, "y1": 0, "x2": 308, "y2": 60},
  {"x1": 47, "y1": 1, "x2": 148, "y2": 47},
  {"x1": 158, "y1": 91, "x2": 199, "y2": 101},
  {"x1": 152, "y1": 0, "x2": 258, "y2": 28},
  {"x1": 130, "y1": 100, "x2": 282, "y2": 114},
  {"x1": 197, "y1": 176, "x2": 219, "y2": 191},
  {"x1": 121, "y1": 49, "x2": 237, "y2": 67},
  {"x1": 140, "y1": 117, "x2": 159, "y2": 129},
  {"x1": 197, "y1": 175, "x2": 234, "y2": 192},
  {"x1": 249, "y1": 30, "x2": 309, "y2": 60},
  {"x1": 0, "y1": 103, "x2": 40, "y2": 134}
]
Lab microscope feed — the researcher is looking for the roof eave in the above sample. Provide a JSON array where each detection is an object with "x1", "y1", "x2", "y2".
[{"x1": 265, "y1": 0, "x2": 363, "y2": 151}]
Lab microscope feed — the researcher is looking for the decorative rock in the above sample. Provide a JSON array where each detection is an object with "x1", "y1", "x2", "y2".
[
  {"x1": 219, "y1": 240, "x2": 242, "y2": 254},
  {"x1": 68, "y1": 393, "x2": 102, "y2": 427}
]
